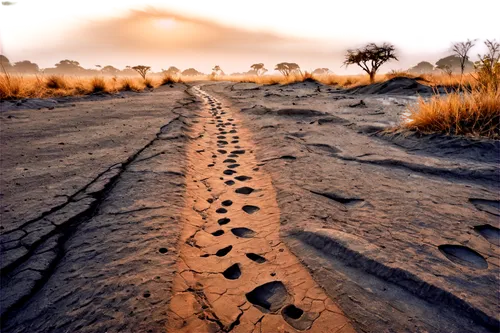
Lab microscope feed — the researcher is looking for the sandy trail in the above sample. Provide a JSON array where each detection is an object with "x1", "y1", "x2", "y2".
[{"x1": 166, "y1": 86, "x2": 354, "y2": 333}]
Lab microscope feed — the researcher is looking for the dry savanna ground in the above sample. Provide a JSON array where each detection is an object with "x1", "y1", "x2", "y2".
[
  {"x1": 2, "y1": 76, "x2": 499, "y2": 333},
  {"x1": 1, "y1": 70, "x2": 499, "y2": 139}
]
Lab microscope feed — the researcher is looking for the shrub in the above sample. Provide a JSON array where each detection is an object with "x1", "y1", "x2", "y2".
[
  {"x1": 90, "y1": 77, "x2": 107, "y2": 93},
  {"x1": 45, "y1": 75, "x2": 68, "y2": 89}
]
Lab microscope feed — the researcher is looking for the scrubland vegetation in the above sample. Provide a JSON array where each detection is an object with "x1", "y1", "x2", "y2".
[{"x1": 1, "y1": 39, "x2": 498, "y2": 139}]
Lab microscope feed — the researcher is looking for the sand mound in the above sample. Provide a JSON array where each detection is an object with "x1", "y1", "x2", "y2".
[
  {"x1": 343, "y1": 77, "x2": 433, "y2": 95},
  {"x1": 283, "y1": 78, "x2": 322, "y2": 88}
]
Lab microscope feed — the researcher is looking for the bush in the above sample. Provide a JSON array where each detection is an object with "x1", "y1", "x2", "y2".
[
  {"x1": 45, "y1": 75, "x2": 68, "y2": 89},
  {"x1": 90, "y1": 77, "x2": 107, "y2": 93}
]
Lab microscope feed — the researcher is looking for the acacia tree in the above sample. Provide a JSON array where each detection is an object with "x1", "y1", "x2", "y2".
[
  {"x1": 212, "y1": 65, "x2": 224, "y2": 76},
  {"x1": 250, "y1": 63, "x2": 267, "y2": 76},
  {"x1": 163, "y1": 66, "x2": 180, "y2": 76},
  {"x1": 132, "y1": 65, "x2": 151, "y2": 79},
  {"x1": 452, "y1": 39, "x2": 477, "y2": 80},
  {"x1": 343, "y1": 43, "x2": 398, "y2": 83},
  {"x1": 275, "y1": 62, "x2": 301, "y2": 76}
]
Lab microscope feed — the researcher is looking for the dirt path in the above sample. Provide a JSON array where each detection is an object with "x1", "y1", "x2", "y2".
[{"x1": 166, "y1": 87, "x2": 355, "y2": 333}]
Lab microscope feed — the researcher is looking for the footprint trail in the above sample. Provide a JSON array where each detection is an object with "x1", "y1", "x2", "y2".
[{"x1": 166, "y1": 86, "x2": 355, "y2": 333}]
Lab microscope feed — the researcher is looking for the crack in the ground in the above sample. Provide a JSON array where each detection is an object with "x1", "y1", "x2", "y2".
[{"x1": 1, "y1": 88, "x2": 200, "y2": 325}]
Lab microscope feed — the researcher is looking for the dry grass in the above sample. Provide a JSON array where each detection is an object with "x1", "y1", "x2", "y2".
[
  {"x1": 2, "y1": 72, "x2": 497, "y2": 139},
  {"x1": 0, "y1": 74, "x2": 164, "y2": 99},
  {"x1": 160, "y1": 73, "x2": 184, "y2": 86},
  {"x1": 404, "y1": 88, "x2": 500, "y2": 139}
]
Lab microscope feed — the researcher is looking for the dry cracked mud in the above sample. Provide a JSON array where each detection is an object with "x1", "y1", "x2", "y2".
[
  {"x1": 166, "y1": 87, "x2": 354, "y2": 333},
  {"x1": 1, "y1": 80, "x2": 499, "y2": 333}
]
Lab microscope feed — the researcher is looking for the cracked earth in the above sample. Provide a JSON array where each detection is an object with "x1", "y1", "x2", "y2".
[{"x1": 1, "y1": 81, "x2": 499, "y2": 333}]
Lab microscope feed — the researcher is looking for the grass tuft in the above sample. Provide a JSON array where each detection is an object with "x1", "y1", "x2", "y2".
[{"x1": 404, "y1": 89, "x2": 500, "y2": 139}]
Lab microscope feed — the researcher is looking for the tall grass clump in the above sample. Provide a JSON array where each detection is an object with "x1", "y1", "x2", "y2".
[
  {"x1": 160, "y1": 73, "x2": 182, "y2": 85},
  {"x1": 45, "y1": 75, "x2": 68, "y2": 89},
  {"x1": 403, "y1": 40, "x2": 499, "y2": 139},
  {"x1": 119, "y1": 78, "x2": 141, "y2": 92}
]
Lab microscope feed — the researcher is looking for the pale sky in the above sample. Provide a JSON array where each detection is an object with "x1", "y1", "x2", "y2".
[{"x1": 0, "y1": 0, "x2": 498, "y2": 74}]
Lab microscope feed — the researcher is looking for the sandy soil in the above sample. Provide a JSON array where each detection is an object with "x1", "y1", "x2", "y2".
[{"x1": 1, "y1": 80, "x2": 498, "y2": 333}]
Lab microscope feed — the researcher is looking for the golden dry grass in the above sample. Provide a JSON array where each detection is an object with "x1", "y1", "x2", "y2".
[
  {"x1": 0, "y1": 74, "x2": 163, "y2": 99},
  {"x1": 403, "y1": 89, "x2": 499, "y2": 139},
  {"x1": 2, "y1": 71, "x2": 497, "y2": 139},
  {"x1": 0, "y1": 71, "x2": 480, "y2": 100}
]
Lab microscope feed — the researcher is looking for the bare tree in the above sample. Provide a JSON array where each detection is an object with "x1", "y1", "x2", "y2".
[
  {"x1": 343, "y1": 43, "x2": 398, "y2": 83},
  {"x1": 132, "y1": 65, "x2": 151, "y2": 79},
  {"x1": 452, "y1": 39, "x2": 477, "y2": 81},
  {"x1": 440, "y1": 65, "x2": 454, "y2": 78},
  {"x1": 474, "y1": 39, "x2": 500, "y2": 91}
]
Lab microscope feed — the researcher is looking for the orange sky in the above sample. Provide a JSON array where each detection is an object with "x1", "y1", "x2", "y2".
[{"x1": 1, "y1": 0, "x2": 499, "y2": 74}]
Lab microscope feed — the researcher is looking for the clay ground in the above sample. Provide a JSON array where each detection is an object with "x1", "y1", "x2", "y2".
[{"x1": 0, "y1": 80, "x2": 499, "y2": 333}]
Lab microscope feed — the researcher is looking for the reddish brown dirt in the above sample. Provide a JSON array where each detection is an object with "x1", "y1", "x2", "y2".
[{"x1": 166, "y1": 87, "x2": 355, "y2": 333}]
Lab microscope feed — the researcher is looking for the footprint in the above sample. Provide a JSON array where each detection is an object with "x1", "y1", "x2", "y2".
[
  {"x1": 228, "y1": 154, "x2": 238, "y2": 158},
  {"x1": 223, "y1": 159, "x2": 237, "y2": 163},
  {"x1": 216, "y1": 245, "x2": 233, "y2": 257},
  {"x1": 246, "y1": 253, "x2": 266, "y2": 263},
  {"x1": 235, "y1": 176, "x2": 252, "y2": 182},
  {"x1": 223, "y1": 170, "x2": 237, "y2": 175},
  {"x1": 218, "y1": 217, "x2": 231, "y2": 225},
  {"x1": 246, "y1": 281, "x2": 289, "y2": 312},
  {"x1": 233, "y1": 136, "x2": 239, "y2": 139},
  {"x1": 225, "y1": 180, "x2": 235, "y2": 186},
  {"x1": 231, "y1": 141, "x2": 239, "y2": 144},
  {"x1": 222, "y1": 200, "x2": 233, "y2": 206},
  {"x1": 231, "y1": 227, "x2": 256, "y2": 238},
  {"x1": 473, "y1": 224, "x2": 500, "y2": 246},
  {"x1": 231, "y1": 150, "x2": 245, "y2": 155},
  {"x1": 217, "y1": 136, "x2": 226, "y2": 139},
  {"x1": 222, "y1": 264, "x2": 241, "y2": 280},
  {"x1": 212, "y1": 230, "x2": 224, "y2": 236},
  {"x1": 282, "y1": 305, "x2": 315, "y2": 331},
  {"x1": 469, "y1": 198, "x2": 500, "y2": 216},
  {"x1": 159, "y1": 248, "x2": 169, "y2": 254},
  {"x1": 216, "y1": 208, "x2": 228, "y2": 214},
  {"x1": 438, "y1": 244, "x2": 488, "y2": 269},
  {"x1": 218, "y1": 140, "x2": 229, "y2": 145},
  {"x1": 229, "y1": 130, "x2": 237, "y2": 133},
  {"x1": 227, "y1": 164, "x2": 240, "y2": 169},
  {"x1": 242, "y1": 205, "x2": 260, "y2": 214},
  {"x1": 236, "y1": 187, "x2": 254, "y2": 194},
  {"x1": 217, "y1": 149, "x2": 227, "y2": 154}
]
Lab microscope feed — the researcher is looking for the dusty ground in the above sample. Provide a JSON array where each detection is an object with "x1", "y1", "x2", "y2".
[{"x1": 1, "y1": 79, "x2": 499, "y2": 332}]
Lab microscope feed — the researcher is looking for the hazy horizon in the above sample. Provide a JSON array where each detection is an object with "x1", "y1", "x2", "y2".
[{"x1": 1, "y1": 0, "x2": 499, "y2": 74}]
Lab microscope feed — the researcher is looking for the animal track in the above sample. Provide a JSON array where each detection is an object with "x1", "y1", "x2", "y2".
[
  {"x1": 473, "y1": 224, "x2": 500, "y2": 246},
  {"x1": 218, "y1": 217, "x2": 231, "y2": 225},
  {"x1": 222, "y1": 263, "x2": 241, "y2": 280},
  {"x1": 223, "y1": 170, "x2": 237, "y2": 175},
  {"x1": 246, "y1": 253, "x2": 266, "y2": 263},
  {"x1": 242, "y1": 205, "x2": 260, "y2": 214},
  {"x1": 438, "y1": 244, "x2": 488, "y2": 269},
  {"x1": 309, "y1": 190, "x2": 365, "y2": 207},
  {"x1": 211, "y1": 230, "x2": 224, "y2": 236},
  {"x1": 235, "y1": 176, "x2": 252, "y2": 181},
  {"x1": 225, "y1": 180, "x2": 235, "y2": 186},
  {"x1": 236, "y1": 187, "x2": 254, "y2": 194},
  {"x1": 216, "y1": 245, "x2": 233, "y2": 257},
  {"x1": 231, "y1": 227, "x2": 256, "y2": 238},
  {"x1": 216, "y1": 208, "x2": 228, "y2": 214},
  {"x1": 246, "y1": 281, "x2": 289, "y2": 312},
  {"x1": 221, "y1": 200, "x2": 233, "y2": 206},
  {"x1": 469, "y1": 198, "x2": 500, "y2": 216}
]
